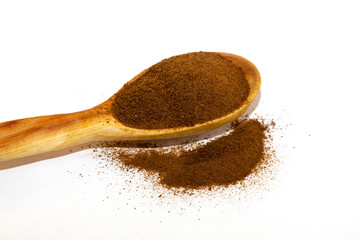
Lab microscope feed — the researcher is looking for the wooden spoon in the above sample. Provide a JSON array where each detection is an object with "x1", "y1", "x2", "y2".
[{"x1": 0, "y1": 53, "x2": 261, "y2": 161}]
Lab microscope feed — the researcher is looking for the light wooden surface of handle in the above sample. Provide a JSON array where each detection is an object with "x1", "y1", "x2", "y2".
[{"x1": 0, "y1": 110, "x2": 101, "y2": 161}]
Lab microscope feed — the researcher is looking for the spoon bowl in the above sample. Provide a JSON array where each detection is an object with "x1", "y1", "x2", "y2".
[{"x1": 0, "y1": 52, "x2": 261, "y2": 161}]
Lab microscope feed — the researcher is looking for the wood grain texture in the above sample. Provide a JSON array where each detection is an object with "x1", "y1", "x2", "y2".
[{"x1": 0, "y1": 53, "x2": 261, "y2": 161}]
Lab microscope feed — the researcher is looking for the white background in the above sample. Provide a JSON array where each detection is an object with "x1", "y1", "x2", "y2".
[{"x1": 1, "y1": 0, "x2": 360, "y2": 239}]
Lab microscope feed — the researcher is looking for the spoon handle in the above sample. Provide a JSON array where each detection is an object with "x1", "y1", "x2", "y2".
[{"x1": 0, "y1": 110, "x2": 99, "y2": 161}]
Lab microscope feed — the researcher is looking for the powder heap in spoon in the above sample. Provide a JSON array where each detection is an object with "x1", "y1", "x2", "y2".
[{"x1": 112, "y1": 52, "x2": 250, "y2": 129}]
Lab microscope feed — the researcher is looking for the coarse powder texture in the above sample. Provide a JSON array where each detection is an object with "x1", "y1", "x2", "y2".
[
  {"x1": 95, "y1": 118, "x2": 274, "y2": 190},
  {"x1": 112, "y1": 52, "x2": 250, "y2": 129}
]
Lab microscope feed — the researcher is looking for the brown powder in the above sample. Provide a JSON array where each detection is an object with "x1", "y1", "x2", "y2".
[
  {"x1": 112, "y1": 52, "x2": 250, "y2": 129},
  {"x1": 96, "y1": 118, "x2": 275, "y2": 190}
]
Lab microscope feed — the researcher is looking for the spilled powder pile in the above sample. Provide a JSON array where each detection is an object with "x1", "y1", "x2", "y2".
[
  {"x1": 112, "y1": 52, "x2": 250, "y2": 129},
  {"x1": 94, "y1": 118, "x2": 275, "y2": 190}
]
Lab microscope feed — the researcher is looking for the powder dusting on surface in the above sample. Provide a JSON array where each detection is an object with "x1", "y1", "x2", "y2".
[{"x1": 93, "y1": 118, "x2": 277, "y2": 192}]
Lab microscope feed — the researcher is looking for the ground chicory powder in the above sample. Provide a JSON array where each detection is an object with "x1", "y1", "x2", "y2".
[{"x1": 112, "y1": 52, "x2": 250, "y2": 129}]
